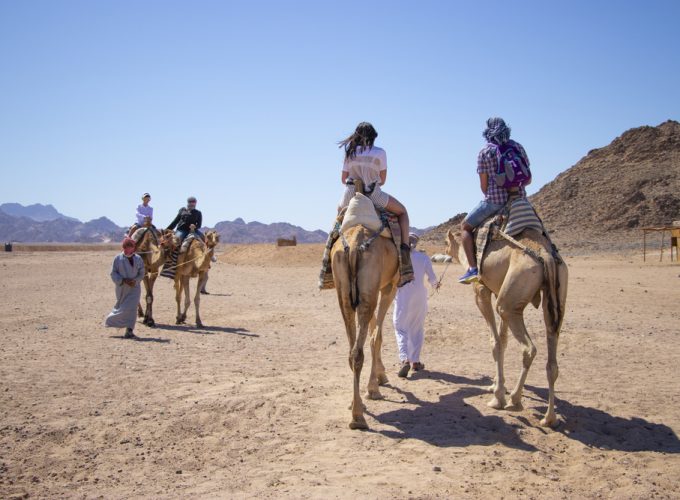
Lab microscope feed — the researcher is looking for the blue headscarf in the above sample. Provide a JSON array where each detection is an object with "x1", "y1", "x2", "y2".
[{"x1": 483, "y1": 117, "x2": 511, "y2": 145}]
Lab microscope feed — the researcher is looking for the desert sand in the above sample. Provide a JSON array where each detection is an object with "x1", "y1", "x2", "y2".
[{"x1": 1, "y1": 244, "x2": 679, "y2": 498}]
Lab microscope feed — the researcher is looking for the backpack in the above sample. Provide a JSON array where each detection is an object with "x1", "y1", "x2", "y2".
[{"x1": 493, "y1": 142, "x2": 531, "y2": 189}]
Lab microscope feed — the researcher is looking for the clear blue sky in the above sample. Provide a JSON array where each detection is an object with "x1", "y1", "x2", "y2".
[{"x1": 1, "y1": 0, "x2": 678, "y2": 231}]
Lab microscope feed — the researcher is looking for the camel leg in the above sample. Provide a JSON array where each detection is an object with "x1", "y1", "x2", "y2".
[
  {"x1": 181, "y1": 276, "x2": 191, "y2": 323},
  {"x1": 350, "y1": 307, "x2": 371, "y2": 429},
  {"x1": 174, "y1": 278, "x2": 184, "y2": 324},
  {"x1": 194, "y1": 273, "x2": 206, "y2": 328},
  {"x1": 499, "y1": 304, "x2": 536, "y2": 410},
  {"x1": 369, "y1": 283, "x2": 397, "y2": 392},
  {"x1": 475, "y1": 284, "x2": 507, "y2": 409},
  {"x1": 541, "y1": 262, "x2": 567, "y2": 427},
  {"x1": 144, "y1": 274, "x2": 156, "y2": 327}
]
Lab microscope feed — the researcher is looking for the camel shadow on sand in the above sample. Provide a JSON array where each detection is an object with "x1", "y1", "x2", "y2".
[
  {"x1": 367, "y1": 372, "x2": 538, "y2": 451},
  {"x1": 150, "y1": 323, "x2": 258, "y2": 337},
  {"x1": 524, "y1": 384, "x2": 680, "y2": 453},
  {"x1": 368, "y1": 372, "x2": 680, "y2": 454}
]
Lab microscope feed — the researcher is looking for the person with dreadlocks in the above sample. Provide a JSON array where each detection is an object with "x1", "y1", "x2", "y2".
[
  {"x1": 338, "y1": 122, "x2": 413, "y2": 286},
  {"x1": 458, "y1": 117, "x2": 532, "y2": 284}
]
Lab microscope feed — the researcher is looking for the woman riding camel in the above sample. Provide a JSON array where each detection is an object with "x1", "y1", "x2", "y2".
[{"x1": 337, "y1": 122, "x2": 414, "y2": 286}]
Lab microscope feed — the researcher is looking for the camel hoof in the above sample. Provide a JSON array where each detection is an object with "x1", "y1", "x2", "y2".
[
  {"x1": 540, "y1": 414, "x2": 558, "y2": 428},
  {"x1": 487, "y1": 397, "x2": 506, "y2": 410},
  {"x1": 348, "y1": 418, "x2": 368, "y2": 430},
  {"x1": 366, "y1": 390, "x2": 383, "y2": 400},
  {"x1": 377, "y1": 373, "x2": 389, "y2": 386},
  {"x1": 146, "y1": 319, "x2": 155, "y2": 328},
  {"x1": 504, "y1": 401, "x2": 524, "y2": 411},
  {"x1": 196, "y1": 321, "x2": 203, "y2": 328}
]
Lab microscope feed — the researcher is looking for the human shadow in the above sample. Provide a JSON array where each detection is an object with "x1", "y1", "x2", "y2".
[
  {"x1": 152, "y1": 323, "x2": 258, "y2": 337},
  {"x1": 109, "y1": 335, "x2": 170, "y2": 343},
  {"x1": 368, "y1": 374, "x2": 537, "y2": 451},
  {"x1": 525, "y1": 385, "x2": 680, "y2": 453}
]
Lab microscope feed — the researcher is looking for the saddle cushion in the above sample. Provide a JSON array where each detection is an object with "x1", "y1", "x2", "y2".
[
  {"x1": 340, "y1": 193, "x2": 383, "y2": 233},
  {"x1": 504, "y1": 198, "x2": 543, "y2": 236}
]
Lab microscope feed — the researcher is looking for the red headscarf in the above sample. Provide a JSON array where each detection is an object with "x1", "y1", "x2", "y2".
[{"x1": 122, "y1": 237, "x2": 136, "y2": 257}]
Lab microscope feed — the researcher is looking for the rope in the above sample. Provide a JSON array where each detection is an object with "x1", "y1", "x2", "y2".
[
  {"x1": 429, "y1": 261, "x2": 450, "y2": 298},
  {"x1": 493, "y1": 227, "x2": 544, "y2": 264}
]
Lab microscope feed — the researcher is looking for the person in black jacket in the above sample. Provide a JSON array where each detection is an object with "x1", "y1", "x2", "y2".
[{"x1": 167, "y1": 196, "x2": 204, "y2": 243}]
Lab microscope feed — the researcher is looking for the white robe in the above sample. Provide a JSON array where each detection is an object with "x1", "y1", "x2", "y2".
[
  {"x1": 393, "y1": 250, "x2": 437, "y2": 363},
  {"x1": 105, "y1": 253, "x2": 145, "y2": 329}
]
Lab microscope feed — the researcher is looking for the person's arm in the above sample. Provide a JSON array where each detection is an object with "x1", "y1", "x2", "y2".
[
  {"x1": 424, "y1": 257, "x2": 438, "y2": 288},
  {"x1": 196, "y1": 210, "x2": 202, "y2": 230},
  {"x1": 379, "y1": 149, "x2": 387, "y2": 185},
  {"x1": 341, "y1": 171, "x2": 349, "y2": 184},
  {"x1": 166, "y1": 209, "x2": 181, "y2": 230},
  {"x1": 110, "y1": 256, "x2": 124, "y2": 285},
  {"x1": 379, "y1": 170, "x2": 387, "y2": 186},
  {"x1": 479, "y1": 173, "x2": 489, "y2": 195},
  {"x1": 133, "y1": 257, "x2": 145, "y2": 284}
]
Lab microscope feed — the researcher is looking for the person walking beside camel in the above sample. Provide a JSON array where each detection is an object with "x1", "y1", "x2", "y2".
[
  {"x1": 393, "y1": 233, "x2": 439, "y2": 378},
  {"x1": 105, "y1": 237, "x2": 145, "y2": 339}
]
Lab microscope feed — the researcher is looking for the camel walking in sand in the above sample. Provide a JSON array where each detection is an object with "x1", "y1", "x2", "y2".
[
  {"x1": 446, "y1": 227, "x2": 568, "y2": 427},
  {"x1": 134, "y1": 227, "x2": 175, "y2": 327},
  {"x1": 174, "y1": 230, "x2": 219, "y2": 328},
  {"x1": 331, "y1": 224, "x2": 399, "y2": 430}
]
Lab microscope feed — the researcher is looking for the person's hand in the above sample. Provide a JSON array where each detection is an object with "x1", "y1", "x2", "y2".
[
  {"x1": 125, "y1": 279, "x2": 136, "y2": 287},
  {"x1": 190, "y1": 224, "x2": 196, "y2": 232},
  {"x1": 434, "y1": 281, "x2": 441, "y2": 291}
]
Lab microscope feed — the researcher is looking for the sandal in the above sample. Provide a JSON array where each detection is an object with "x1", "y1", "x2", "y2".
[
  {"x1": 397, "y1": 361, "x2": 410, "y2": 378},
  {"x1": 412, "y1": 362, "x2": 425, "y2": 371}
]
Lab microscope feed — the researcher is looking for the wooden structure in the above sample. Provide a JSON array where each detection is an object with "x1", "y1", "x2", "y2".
[
  {"x1": 642, "y1": 226, "x2": 680, "y2": 262},
  {"x1": 276, "y1": 236, "x2": 297, "y2": 247}
]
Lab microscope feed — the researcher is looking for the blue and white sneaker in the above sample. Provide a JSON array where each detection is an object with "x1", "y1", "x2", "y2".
[{"x1": 458, "y1": 267, "x2": 479, "y2": 284}]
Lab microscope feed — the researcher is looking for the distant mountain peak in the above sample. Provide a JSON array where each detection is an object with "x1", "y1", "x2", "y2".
[{"x1": 0, "y1": 202, "x2": 79, "y2": 223}]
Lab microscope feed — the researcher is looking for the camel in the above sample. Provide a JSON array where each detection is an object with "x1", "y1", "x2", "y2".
[
  {"x1": 134, "y1": 226, "x2": 175, "y2": 327},
  {"x1": 331, "y1": 223, "x2": 399, "y2": 430},
  {"x1": 446, "y1": 227, "x2": 568, "y2": 427},
  {"x1": 173, "y1": 229, "x2": 219, "y2": 328}
]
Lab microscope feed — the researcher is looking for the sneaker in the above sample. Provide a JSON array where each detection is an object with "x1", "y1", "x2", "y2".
[
  {"x1": 458, "y1": 268, "x2": 479, "y2": 284},
  {"x1": 397, "y1": 361, "x2": 410, "y2": 378},
  {"x1": 412, "y1": 362, "x2": 425, "y2": 372}
]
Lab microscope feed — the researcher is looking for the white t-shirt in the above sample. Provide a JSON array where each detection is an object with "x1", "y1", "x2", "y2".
[
  {"x1": 135, "y1": 204, "x2": 153, "y2": 225},
  {"x1": 342, "y1": 146, "x2": 387, "y2": 187}
]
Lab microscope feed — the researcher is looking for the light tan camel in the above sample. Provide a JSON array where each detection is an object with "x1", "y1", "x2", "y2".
[
  {"x1": 446, "y1": 227, "x2": 568, "y2": 427},
  {"x1": 174, "y1": 230, "x2": 220, "y2": 328},
  {"x1": 134, "y1": 227, "x2": 175, "y2": 327},
  {"x1": 331, "y1": 224, "x2": 399, "y2": 430}
]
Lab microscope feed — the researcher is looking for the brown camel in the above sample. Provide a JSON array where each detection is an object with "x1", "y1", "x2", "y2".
[
  {"x1": 134, "y1": 227, "x2": 175, "y2": 327},
  {"x1": 331, "y1": 224, "x2": 399, "y2": 430},
  {"x1": 446, "y1": 227, "x2": 568, "y2": 427},
  {"x1": 174, "y1": 230, "x2": 219, "y2": 328}
]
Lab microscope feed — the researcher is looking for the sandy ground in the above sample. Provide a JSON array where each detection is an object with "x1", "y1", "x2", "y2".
[{"x1": 1, "y1": 244, "x2": 679, "y2": 499}]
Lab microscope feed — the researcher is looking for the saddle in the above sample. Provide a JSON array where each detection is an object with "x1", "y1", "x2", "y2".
[
  {"x1": 473, "y1": 196, "x2": 546, "y2": 274},
  {"x1": 131, "y1": 225, "x2": 160, "y2": 245}
]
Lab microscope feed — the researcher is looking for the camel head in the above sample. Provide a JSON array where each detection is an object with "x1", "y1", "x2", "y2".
[
  {"x1": 205, "y1": 230, "x2": 220, "y2": 249},
  {"x1": 159, "y1": 229, "x2": 176, "y2": 251},
  {"x1": 445, "y1": 228, "x2": 462, "y2": 264}
]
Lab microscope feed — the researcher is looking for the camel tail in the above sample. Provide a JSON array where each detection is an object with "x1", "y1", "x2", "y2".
[
  {"x1": 348, "y1": 230, "x2": 364, "y2": 310},
  {"x1": 542, "y1": 252, "x2": 564, "y2": 334}
]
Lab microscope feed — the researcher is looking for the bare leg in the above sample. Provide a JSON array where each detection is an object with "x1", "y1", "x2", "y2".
[
  {"x1": 384, "y1": 196, "x2": 410, "y2": 244},
  {"x1": 461, "y1": 221, "x2": 477, "y2": 269}
]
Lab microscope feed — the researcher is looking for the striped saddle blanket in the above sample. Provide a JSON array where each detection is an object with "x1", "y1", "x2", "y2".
[
  {"x1": 475, "y1": 197, "x2": 543, "y2": 274},
  {"x1": 160, "y1": 249, "x2": 179, "y2": 279}
]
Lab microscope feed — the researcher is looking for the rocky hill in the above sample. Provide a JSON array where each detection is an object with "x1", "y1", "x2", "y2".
[
  {"x1": 213, "y1": 218, "x2": 327, "y2": 244},
  {"x1": 0, "y1": 211, "x2": 126, "y2": 243},
  {"x1": 0, "y1": 203, "x2": 79, "y2": 222},
  {"x1": 423, "y1": 120, "x2": 680, "y2": 251},
  {"x1": 531, "y1": 120, "x2": 680, "y2": 249}
]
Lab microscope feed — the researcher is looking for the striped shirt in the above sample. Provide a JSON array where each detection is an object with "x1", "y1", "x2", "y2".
[{"x1": 477, "y1": 140, "x2": 530, "y2": 205}]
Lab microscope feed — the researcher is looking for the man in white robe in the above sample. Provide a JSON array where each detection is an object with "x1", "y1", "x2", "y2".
[
  {"x1": 393, "y1": 234, "x2": 439, "y2": 378},
  {"x1": 105, "y1": 237, "x2": 145, "y2": 338}
]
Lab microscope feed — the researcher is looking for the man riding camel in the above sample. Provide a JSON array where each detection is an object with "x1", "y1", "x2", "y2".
[{"x1": 166, "y1": 196, "x2": 204, "y2": 251}]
